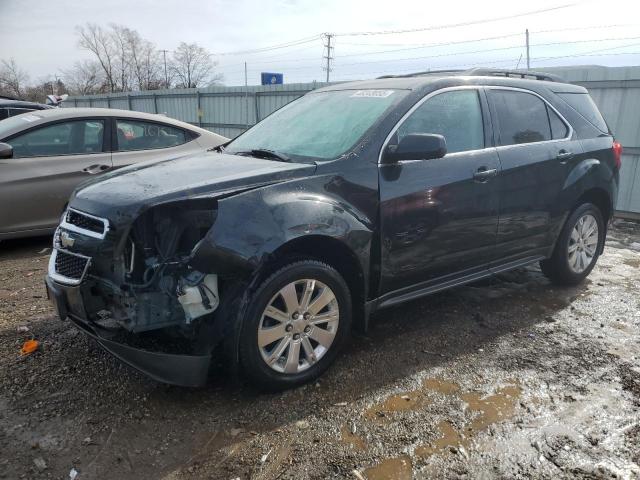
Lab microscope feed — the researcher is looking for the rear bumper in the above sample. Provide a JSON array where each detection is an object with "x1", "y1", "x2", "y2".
[{"x1": 45, "y1": 276, "x2": 211, "y2": 387}]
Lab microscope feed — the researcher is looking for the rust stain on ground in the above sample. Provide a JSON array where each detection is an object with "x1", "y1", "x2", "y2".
[{"x1": 363, "y1": 455, "x2": 412, "y2": 480}]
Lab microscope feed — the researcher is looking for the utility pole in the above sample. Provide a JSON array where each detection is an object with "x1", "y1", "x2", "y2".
[
  {"x1": 525, "y1": 29, "x2": 530, "y2": 70},
  {"x1": 161, "y1": 49, "x2": 169, "y2": 87},
  {"x1": 323, "y1": 33, "x2": 334, "y2": 82},
  {"x1": 244, "y1": 62, "x2": 249, "y2": 130}
]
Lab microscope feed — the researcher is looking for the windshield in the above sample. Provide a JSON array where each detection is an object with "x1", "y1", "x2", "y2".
[
  {"x1": 226, "y1": 89, "x2": 407, "y2": 161},
  {"x1": 0, "y1": 112, "x2": 44, "y2": 138}
]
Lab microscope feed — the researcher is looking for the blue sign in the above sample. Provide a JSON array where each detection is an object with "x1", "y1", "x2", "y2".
[{"x1": 261, "y1": 72, "x2": 284, "y2": 85}]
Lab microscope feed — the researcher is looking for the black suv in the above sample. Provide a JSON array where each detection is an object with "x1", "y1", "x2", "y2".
[{"x1": 45, "y1": 69, "x2": 620, "y2": 389}]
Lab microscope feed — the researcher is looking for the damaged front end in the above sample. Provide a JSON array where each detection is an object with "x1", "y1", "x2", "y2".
[{"x1": 46, "y1": 201, "x2": 225, "y2": 387}]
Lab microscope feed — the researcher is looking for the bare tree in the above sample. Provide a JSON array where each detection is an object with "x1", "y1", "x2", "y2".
[
  {"x1": 109, "y1": 24, "x2": 134, "y2": 92},
  {"x1": 171, "y1": 42, "x2": 222, "y2": 88},
  {"x1": 123, "y1": 28, "x2": 162, "y2": 90},
  {"x1": 62, "y1": 60, "x2": 106, "y2": 95},
  {"x1": 77, "y1": 23, "x2": 118, "y2": 92},
  {"x1": 0, "y1": 58, "x2": 29, "y2": 98},
  {"x1": 77, "y1": 23, "x2": 163, "y2": 92}
]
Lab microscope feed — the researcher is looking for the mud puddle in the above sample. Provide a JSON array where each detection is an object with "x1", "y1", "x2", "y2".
[
  {"x1": 363, "y1": 455, "x2": 412, "y2": 480},
  {"x1": 362, "y1": 379, "x2": 522, "y2": 475}
]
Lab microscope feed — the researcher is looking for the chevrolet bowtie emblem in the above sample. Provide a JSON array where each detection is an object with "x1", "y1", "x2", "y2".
[{"x1": 60, "y1": 231, "x2": 75, "y2": 248}]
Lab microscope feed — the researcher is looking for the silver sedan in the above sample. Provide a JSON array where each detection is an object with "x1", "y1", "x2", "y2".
[{"x1": 0, "y1": 108, "x2": 227, "y2": 240}]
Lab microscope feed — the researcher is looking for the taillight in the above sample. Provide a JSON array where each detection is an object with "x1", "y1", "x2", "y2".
[{"x1": 613, "y1": 141, "x2": 623, "y2": 170}]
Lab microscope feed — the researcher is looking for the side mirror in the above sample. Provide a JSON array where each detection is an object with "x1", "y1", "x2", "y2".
[
  {"x1": 382, "y1": 133, "x2": 447, "y2": 163},
  {"x1": 0, "y1": 143, "x2": 13, "y2": 159}
]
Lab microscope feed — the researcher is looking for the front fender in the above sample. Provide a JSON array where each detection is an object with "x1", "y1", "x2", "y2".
[{"x1": 189, "y1": 176, "x2": 374, "y2": 277}]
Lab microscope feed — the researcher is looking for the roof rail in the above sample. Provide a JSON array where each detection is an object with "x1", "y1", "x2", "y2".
[
  {"x1": 377, "y1": 69, "x2": 466, "y2": 79},
  {"x1": 376, "y1": 68, "x2": 565, "y2": 82},
  {"x1": 463, "y1": 68, "x2": 565, "y2": 83}
]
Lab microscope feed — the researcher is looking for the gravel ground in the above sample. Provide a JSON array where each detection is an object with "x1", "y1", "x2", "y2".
[{"x1": 1, "y1": 221, "x2": 639, "y2": 480}]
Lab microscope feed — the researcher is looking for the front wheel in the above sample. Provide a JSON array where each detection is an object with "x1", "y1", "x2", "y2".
[
  {"x1": 238, "y1": 260, "x2": 352, "y2": 390},
  {"x1": 540, "y1": 202, "x2": 605, "y2": 285}
]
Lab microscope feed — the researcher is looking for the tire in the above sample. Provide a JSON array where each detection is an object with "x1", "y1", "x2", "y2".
[
  {"x1": 540, "y1": 202, "x2": 605, "y2": 286},
  {"x1": 238, "y1": 260, "x2": 352, "y2": 391}
]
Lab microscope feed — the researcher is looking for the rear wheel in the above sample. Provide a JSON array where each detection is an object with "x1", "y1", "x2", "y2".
[
  {"x1": 540, "y1": 202, "x2": 605, "y2": 285},
  {"x1": 238, "y1": 260, "x2": 352, "y2": 390}
]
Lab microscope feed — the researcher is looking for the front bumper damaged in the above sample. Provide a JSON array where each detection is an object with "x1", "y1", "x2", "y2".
[{"x1": 45, "y1": 275, "x2": 212, "y2": 387}]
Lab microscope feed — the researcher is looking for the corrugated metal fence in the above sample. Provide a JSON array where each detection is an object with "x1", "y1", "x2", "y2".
[
  {"x1": 65, "y1": 82, "x2": 332, "y2": 139},
  {"x1": 66, "y1": 68, "x2": 640, "y2": 215}
]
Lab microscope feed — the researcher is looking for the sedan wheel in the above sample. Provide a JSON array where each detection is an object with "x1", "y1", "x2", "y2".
[{"x1": 258, "y1": 279, "x2": 340, "y2": 374}]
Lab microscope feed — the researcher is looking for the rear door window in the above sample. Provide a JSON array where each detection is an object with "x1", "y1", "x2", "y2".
[
  {"x1": 557, "y1": 93, "x2": 608, "y2": 133},
  {"x1": 7, "y1": 120, "x2": 105, "y2": 158},
  {"x1": 489, "y1": 90, "x2": 551, "y2": 146},
  {"x1": 115, "y1": 119, "x2": 187, "y2": 152}
]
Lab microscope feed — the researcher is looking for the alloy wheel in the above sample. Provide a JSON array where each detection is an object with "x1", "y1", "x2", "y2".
[
  {"x1": 258, "y1": 279, "x2": 339, "y2": 374},
  {"x1": 567, "y1": 213, "x2": 599, "y2": 274}
]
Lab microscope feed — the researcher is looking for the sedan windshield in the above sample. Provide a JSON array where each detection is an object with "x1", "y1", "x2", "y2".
[
  {"x1": 0, "y1": 112, "x2": 45, "y2": 138},
  {"x1": 226, "y1": 89, "x2": 407, "y2": 161}
]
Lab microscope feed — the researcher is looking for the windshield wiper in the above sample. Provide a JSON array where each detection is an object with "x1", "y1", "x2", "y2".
[
  {"x1": 235, "y1": 148, "x2": 291, "y2": 162},
  {"x1": 208, "y1": 140, "x2": 230, "y2": 153}
]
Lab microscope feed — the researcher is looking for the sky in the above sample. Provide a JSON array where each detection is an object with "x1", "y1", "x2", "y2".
[{"x1": 1, "y1": 0, "x2": 640, "y2": 87}]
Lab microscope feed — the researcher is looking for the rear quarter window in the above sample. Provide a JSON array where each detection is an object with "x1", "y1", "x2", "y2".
[{"x1": 557, "y1": 93, "x2": 608, "y2": 133}]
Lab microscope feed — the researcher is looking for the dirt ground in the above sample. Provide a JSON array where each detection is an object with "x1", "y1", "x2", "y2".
[{"x1": 1, "y1": 221, "x2": 639, "y2": 480}]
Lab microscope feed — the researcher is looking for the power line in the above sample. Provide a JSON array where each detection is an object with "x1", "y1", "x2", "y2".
[
  {"x1": 217, "y1": 35, "x2": 640, "y2": 77},
  {"x1": 332, "y1": 36, "x2": 640, "y2": 68},
  {"x1": 334, "y1": 35, "x2": 640, "y2": 62},
  {"x1": 331, "y1": 43, "x2": 640, "y2": 79},
  {"x1": 334, "y1": 33, "x2": 523, "y2": 59},
  {"x1": 334, "y1": 3, "x2": 580, "y2": 36},
  {"x1": 335, "y1": 24, "x2": 640, "y2": 48},
  {"x1": 217, "y1": 27, "x2": 640, "y2": 70},
  {"x1": 533, "y1": 41, "x2": 640, "y2": 62},
  {"x1": 211, "y1": 35, "x2": 322, "y2": 56}
]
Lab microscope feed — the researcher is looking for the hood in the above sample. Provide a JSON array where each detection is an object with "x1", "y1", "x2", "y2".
[{"x1": 69, "y1": 151, "x2": 316, "y2": 223}]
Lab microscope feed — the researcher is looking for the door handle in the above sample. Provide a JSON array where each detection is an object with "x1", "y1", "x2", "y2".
[
  {"x1": 82, "y1": 164, "x2": 110, "y2": 175},
  {"x1": 556, "y1": 150, "x2": 574, "y2": 163},
  {"x1": 473, "y1": 167, "x2": 498, "y2": 182}
]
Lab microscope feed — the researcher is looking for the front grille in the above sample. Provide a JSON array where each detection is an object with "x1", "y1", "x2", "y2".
[
  {"x1": 66, "y1": 209, "x2": 106, "y2": 235},
  {"x1": 53, "y1": 250, "x2": 90, "y2": 283}
]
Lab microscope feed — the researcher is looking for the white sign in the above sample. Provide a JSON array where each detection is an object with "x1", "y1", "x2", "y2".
[{"x1": 350, "y1": 90, "x2": 395, "y2": 98}]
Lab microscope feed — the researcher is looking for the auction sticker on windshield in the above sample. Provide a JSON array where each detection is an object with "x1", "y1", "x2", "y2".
[{"x1": 350, "y1": 90, "x2": 394, "y2": 98}]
